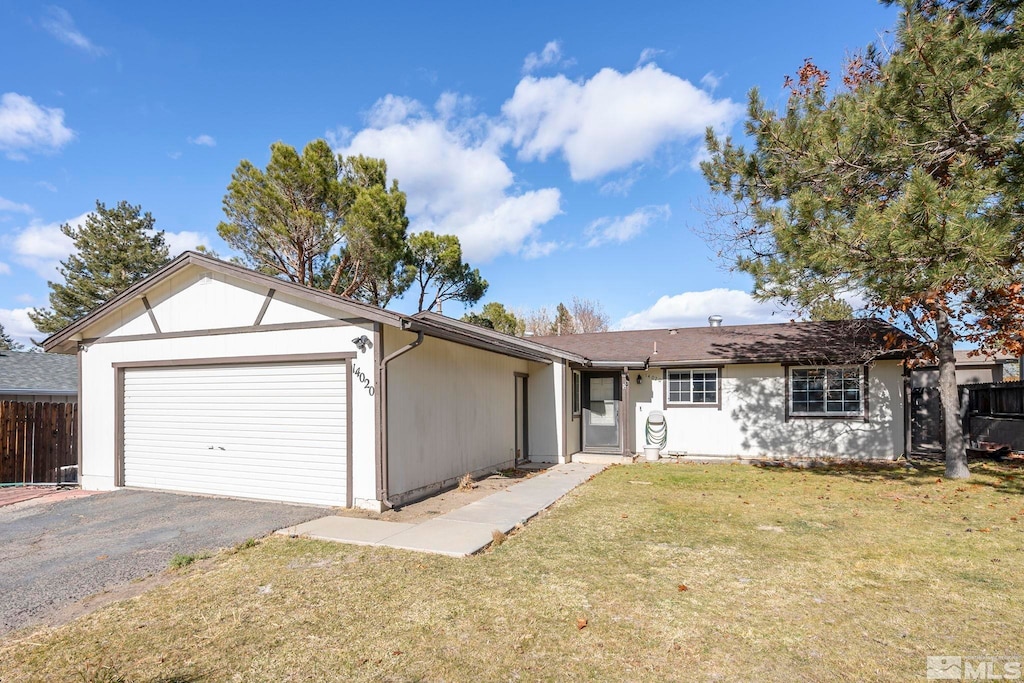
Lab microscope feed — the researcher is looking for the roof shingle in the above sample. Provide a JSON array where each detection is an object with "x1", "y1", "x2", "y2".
[{"x1": 0, "y1": 351, "x2": 78, "y2": 394}]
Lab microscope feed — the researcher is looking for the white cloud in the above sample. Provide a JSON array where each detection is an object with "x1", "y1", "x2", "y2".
[
  {"x1": 167, "y1": 151, "x2": 182, "y2": 160},
  {"x1": 0, "y1": 262, "x2": 10, "y2": 275},
  {"x1": 7, "y1": 212, "x2": 204, "y2": 278},
  {"x1": 36, "y1": 181, "x2": 58, "y2": 193},
  {"x1": 366, "y1": 95, "x2": 425, "y2": 127},
  {"x1": 162, "y1": 230, "x2": 205, "y2": 256},
  {"x1": 14, "y1": 293, "x2": 34, "y2": 304},
  {"x1": 0, "y1": 307, "x2": 43, "y2": 347},
  {"x1": 616, "y1": 288, "x2": 787, "y2": 330},
  {"x1": 522, "y1": 40, "x2": 566, "y2": 74},
  {"x1": 503, "y1": 63, "x2": 742, "y2": 181},
  {"x1": 339, "y1": 96, "x2": 562, "y2": 262},
  {"x1": 10, "y1": 214, "x2": 81, "y2": 278},
  {"x1": 585, "y1": 204, "x2": 670, "y2": 247},
  {"x1": 636, "y1": 48, "x2": 664, "y2": 67},
  {"x1": 40, "y1": 6, "x2": 105, "y2": 56},
  {"x1": 0, "y1": 197, "x2": 33, "y2": 214},
  {"x1": 522, "y1": 240, "x2": 559, "y2": 259},
  {"x1": 187, "y1": 134, "x2": 216, "y2": 147},
  {"x1": 700, "y1": 71, "x2": 723, "y2": 91},
  {"x1": 0, "y1": 93, "x2": 75, "y2": 160}
]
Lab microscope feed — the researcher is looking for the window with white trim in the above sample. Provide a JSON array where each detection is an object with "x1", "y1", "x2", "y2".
[
  {"x1": 789, "y1": 366, "x2": 863, "y2": 417},
  {"x1": 666, "y1": 369, "x2": 718, "y2": 405}
]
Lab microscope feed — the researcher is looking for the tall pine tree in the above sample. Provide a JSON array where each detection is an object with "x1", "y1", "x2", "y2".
[
  {"x1": 30, "y1": 201, "x2": 171, "y2": 334},
  {"x1": 701, "y1": 0, "x2": 1024, "y2": 479},
  {"x1": 0, "y1": 323, "x2": 24, "y2": 351}
]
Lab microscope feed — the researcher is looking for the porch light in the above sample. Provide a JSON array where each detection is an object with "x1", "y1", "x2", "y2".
[
  {"x1": 636, "y1": 374, "x2": 643, "y2": 385},
  {"x1": 352, "y1": 335, "x2": 372, "y2": 353}
]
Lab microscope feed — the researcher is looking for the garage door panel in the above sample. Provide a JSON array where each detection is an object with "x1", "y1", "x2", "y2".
[{"x1": 123, "y1": 361, "x2": 349, "y2": 507}]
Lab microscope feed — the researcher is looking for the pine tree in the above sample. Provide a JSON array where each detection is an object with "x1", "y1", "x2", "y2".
[
  {"x1": 0, "y1": 323, "x2": 24, "y2": 351},
  {"x1": 701, "y1": 0, "x2": 1024, "y2": 479},
  {"x1": 29, "y1": 201, "x2": 171, "y2": 334}
]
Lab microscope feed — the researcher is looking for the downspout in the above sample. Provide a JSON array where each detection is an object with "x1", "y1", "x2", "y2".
[{"x1": 376, "y1": 322, "x2": 424, "y2": 508}]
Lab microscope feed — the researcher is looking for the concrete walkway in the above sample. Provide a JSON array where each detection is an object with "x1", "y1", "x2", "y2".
[{"x1": 277, "y1": 462, "x2": 606, "y2": 557}]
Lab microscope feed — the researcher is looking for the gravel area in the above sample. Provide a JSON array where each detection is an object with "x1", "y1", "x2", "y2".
[{"x1": 0, "y1": 489, "x2": 325, "y2": 635}]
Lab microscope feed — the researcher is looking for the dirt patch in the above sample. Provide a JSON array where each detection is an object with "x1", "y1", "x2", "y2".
[{"x1": 339, "y1": 466, "x2": 547, "y2": 524}]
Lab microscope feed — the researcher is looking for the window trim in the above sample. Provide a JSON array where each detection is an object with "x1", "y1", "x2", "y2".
[
  {"x1": 571, "y1": 369, "x2": 582, "y2": 417},
  {"x1": 785, "y1": 364, "x2": 869, "y2": 421},
  {"x1": 663, "y1": 367, "x2": 722, "y2": 410}
]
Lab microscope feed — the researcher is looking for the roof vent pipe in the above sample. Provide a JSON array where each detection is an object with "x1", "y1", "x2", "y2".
[{"x1": 708, "y1": 315, "x2": 723, "y2": 328}]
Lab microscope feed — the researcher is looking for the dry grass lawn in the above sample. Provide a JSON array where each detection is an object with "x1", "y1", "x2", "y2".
[{"x1": 2, "y1": 461, "x2": 1023, "y2": 682}]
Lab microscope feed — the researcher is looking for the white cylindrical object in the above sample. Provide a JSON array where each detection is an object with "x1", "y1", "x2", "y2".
[{"x1": 644, "y1": 446, "x2": 661, "y2": 461}]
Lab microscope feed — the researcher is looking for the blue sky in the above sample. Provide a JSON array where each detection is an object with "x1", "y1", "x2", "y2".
[{"x1": 0, "y1": 1, "x2": 901, "y2": 345}]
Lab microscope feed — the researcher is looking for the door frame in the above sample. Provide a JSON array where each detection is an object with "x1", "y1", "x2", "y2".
[
  {"x1": 514, "y1": 372, "x2": 529, "y2": 464},
  {"x1": 581, "y1": 371, "x2": 626, "y2": 454}
]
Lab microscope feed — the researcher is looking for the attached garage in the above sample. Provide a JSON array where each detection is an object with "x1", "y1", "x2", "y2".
[{"x1": 117, "y1": 357, "x2": 352, "y2": 507}]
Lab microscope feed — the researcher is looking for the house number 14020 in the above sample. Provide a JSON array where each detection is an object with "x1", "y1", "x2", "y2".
[{"x1": 353, "y1": 366, "x2": 374, "y2": 396}]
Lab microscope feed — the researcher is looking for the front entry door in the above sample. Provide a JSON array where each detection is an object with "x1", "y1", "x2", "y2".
[{"x1": 583, "y1": 373, "x2": 621, "y2": 452}]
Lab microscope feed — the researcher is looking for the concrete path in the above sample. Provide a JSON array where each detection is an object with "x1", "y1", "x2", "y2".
[{"x1": 278, "y1": 461, "x2": 606, "y2": 557}]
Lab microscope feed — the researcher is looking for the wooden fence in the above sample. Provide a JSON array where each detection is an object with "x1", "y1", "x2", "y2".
[
  {"x1": 965, "y1": 381, "x2": 1024, "y2": 418},
  {"x1": 0, "y1": 401, "x2": 78, "y2": 484}
]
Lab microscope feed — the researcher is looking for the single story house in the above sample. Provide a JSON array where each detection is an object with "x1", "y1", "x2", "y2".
[
  {"x1": 43, "y1": 251, "x2": 913, "y2": 509},
  {"x1": 0, "y1": 350, "x2": 78, "y2": 403}
]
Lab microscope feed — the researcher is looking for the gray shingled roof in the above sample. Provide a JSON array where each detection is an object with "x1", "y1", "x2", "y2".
[
  {"x1": 0, "y1": 351, "x2": 77, "y2": 394},
  {"x1": 531, "y1": 319, "x2": 916, "y2": 366}
]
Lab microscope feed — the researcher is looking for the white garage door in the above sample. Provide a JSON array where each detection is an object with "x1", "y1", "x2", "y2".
[{"x1": 123, "y1": 360, "x2": 348, "y2": 506}]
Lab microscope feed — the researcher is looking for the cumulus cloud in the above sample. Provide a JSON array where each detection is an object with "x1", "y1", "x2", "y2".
[
  {"x1": 522, "y1": 40, "x2": 568, "y2": 74},
  {"x1": 616, "y1": 288, "x2": 787, "y2": 330},
  {"x1": 503, "y1": 63, "x2": 742, "y2": 181},
  {"x1": 10, "y1": 214, "x2": 82, "y2": 278},
  {"x1": 0, "y1": 93, "x2": 75, "y2": 160},
  {"x1": 40, "y1": 6, "x2": 105, "y2": 56},
  {"x1": 8, "y1": 212, "x2": 206, "y2": 278},
  {"x1": 162, "y1": 230, "x2": 205, "y2": 255},
  {"x1": 0, "y1": 197, "x2": 33, "y2": 214},
  {"x1": 0, "y1": 307, "x2": 43, "y2": 347},
  {"x1": 187, "y1": 134, "x2": 216, "y2": 147},
  {"x1": 585, "y1": 204, "x2": 670, "y2": 247},
  {"x1": 339, "y1": 95, "x2": 562, "y2": 262}
]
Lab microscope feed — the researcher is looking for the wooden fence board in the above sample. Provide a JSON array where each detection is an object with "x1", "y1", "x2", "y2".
[{"x1": 0, "y1": 401, "x2": 79, "y2": 484}]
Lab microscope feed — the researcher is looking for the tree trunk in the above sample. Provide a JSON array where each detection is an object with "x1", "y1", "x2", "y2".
[{"x1": 936, "y1": 310, "x2": 970, "y2": 479}]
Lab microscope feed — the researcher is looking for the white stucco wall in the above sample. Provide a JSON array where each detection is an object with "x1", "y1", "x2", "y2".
[
  {"x1": 628, "y1": 361, "x2": 905, "y2": 460},
  {"x1": 76, "y1": 272, "x2": 378, "y2": 507},
  {"x1": 384, "y1": 328, "x2": 555, "y2": 501}
]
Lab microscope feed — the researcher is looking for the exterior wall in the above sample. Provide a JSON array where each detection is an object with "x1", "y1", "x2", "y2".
[
  {"x1": 76, "y1": 275, "x2": 378, "y2": 507},
  {"x1": 525, "y1": 360, "x2": 565, "y2": 463},
  {"x1": 384, "y1": 328, "x2": 538, "y2": 502},
  {"x1": 628, "y1": 361, "x2": 905, "y2": 460}
]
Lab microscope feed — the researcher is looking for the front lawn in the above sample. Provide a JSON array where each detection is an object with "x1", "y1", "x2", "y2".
[{"x1": 2, "y1": 462, "x2": 1022, "y2": 681}]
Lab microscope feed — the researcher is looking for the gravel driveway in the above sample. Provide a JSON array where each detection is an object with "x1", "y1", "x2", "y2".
[{"x1": 0, "y1": 489, "x2": 325, "y2": 635}]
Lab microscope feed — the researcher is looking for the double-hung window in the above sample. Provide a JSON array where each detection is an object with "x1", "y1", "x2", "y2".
[
  {"x1": 666, "y1": 369, "x2": 719, "y2": 406},
  {"x1": 789, "y1": 366, "x2": 864, "y2": 418}
]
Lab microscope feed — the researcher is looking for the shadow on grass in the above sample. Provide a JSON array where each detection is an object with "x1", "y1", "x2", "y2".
[{"x1": 752, "y1": 459, "x2": 1024, "y2": 495}]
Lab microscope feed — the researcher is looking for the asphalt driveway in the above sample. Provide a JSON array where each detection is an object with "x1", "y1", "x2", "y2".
[{"x1": 0, "y1": 489, "x2": 325, "y2": 635}]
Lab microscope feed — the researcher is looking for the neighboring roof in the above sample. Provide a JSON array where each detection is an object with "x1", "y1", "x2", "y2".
[
  {"x1": 0, "y1": 351, "x2": 77, "y2": 394},
  {"x1": 530, "y1": 319, "x2": 916, "y2": 367},
  {"x1": 953, "y1": 349, "x2": 1019, "y2": 367}
]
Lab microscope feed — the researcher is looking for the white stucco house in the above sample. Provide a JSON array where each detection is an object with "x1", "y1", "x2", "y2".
[{"x1": 43, "y1": 251, "x2": 913, "y2": 509}]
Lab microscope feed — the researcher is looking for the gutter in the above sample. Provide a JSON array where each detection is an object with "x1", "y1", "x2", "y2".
[{"x1": 376, "y1": 320, "x2": 424, "y2": 508}]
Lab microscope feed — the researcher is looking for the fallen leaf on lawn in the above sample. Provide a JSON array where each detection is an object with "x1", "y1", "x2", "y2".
[
  {"x1": 979, "y1": 528, "x2": 991, "y2": 533},
  {"x1": 577, "y1": 618, "x2": 588, "y2": 630},
  {"x1": 621, "y1": 514, "x2": 628, "y2": 519},
  {"x1": 678, "y1": 584, "x2": 688, "y2": 592}
]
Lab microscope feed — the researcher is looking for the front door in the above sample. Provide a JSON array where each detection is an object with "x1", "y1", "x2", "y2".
[{"x1": 582, "y1": 373, "x2": 621, "y2": 452}]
